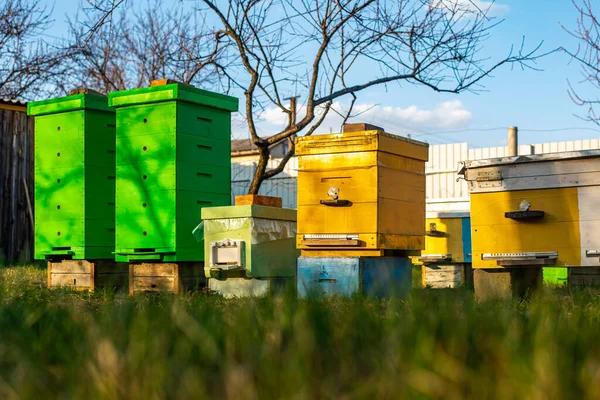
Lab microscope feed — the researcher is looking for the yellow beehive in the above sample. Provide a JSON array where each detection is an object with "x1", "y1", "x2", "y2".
[
  {"x1": 419, "y1": 213, "x2": 471, "y2": 264},
  {"x1": 296, "y1": 124, "x2": 429, "y2": 257},
  {"x1": 459, "y1": 150, "x2": 600, "y2": 269}
]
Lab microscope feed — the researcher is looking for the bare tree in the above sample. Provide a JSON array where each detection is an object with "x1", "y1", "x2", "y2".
[
  {"x1": 66, "y1": 0, "x2": 219, "y2": 93},
  {"x1": 79, "y1": 0, "x2": 542, "y2": 194},
  {"x1": 197, "y1": 0, "x2": 541, "y2": 194},
  {"x1": 562, "y1": 0, "x2": 600, "y2": 125},
  {"x1": 0, "y1": 0, "x2": 68, "y2": 100}
]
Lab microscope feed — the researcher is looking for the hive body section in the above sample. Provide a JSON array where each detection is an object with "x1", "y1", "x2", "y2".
[
  {"x1": 111, "y1": 83, "x2": 237, "y2": 263},
  {"x1": 295, "y1": 130, "x2": 429, "y2": 256},
  {"x1": 30, "y1": 94, "x2": 116, "y2": 260},
  {"x1": 462, "y1": 152, "x2": 600, "y2": 270},
  {"x1": 419, "y1": 213, "x2": 473, "y2": 288}
]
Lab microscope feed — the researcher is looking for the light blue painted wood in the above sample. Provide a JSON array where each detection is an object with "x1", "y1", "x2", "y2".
[{"x1": 297, "y1": 257, "x2": 412, "y2": 298}]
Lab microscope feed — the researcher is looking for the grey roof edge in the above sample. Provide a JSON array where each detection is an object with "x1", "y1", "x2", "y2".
[
  {"x1": 461, "y1": 149, "x2": 600, "y2": 169},
  {"x1": 1, "y1": 98, "x2": 27, "y2": 106}
]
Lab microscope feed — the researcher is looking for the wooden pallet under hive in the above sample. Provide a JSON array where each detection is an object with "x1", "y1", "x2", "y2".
[
  {"x1": 47, "y1": 260, "x2": 128, "y2": 291},
  {"x1": 129, "y1": 262, "x2": 205, "y2": 295}
]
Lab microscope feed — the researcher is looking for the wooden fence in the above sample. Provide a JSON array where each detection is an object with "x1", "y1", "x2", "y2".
[{"x1": 0, "y1": 100, "x2": 34, "y2": 264}]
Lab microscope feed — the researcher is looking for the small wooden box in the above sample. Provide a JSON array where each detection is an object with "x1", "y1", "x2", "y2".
[
  {"x1": 297, "y1": 256, "x2": 412, "y2": 298},
  {"x1": 420, "y1": 213, "x2": 471, "y2": 264},
  {"x1": 421, "y1": 264, "x2": 473, "y2": 289},
  {"x1": 295, "y1": 129, "x2": 428, "y2": 257},
  {"x1": 129, "y1": 262, "x2": 205, "y2": 295},
  {"x1": 569, "y1": 267, "x2": 600, "y2": 288},
  {"x1": 48, "y1": 260, "x2": 128, "y2": 291}
]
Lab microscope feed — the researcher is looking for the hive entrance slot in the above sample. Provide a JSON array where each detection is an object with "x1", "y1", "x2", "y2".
[
  {"x1": 134, "y1": 248, "x2": 156, "y2": 253},
  {"x1": 318, "y1": 278, "x2": 337, "y2": 283},
  {"x1": 52, "y1": 247, "x2": 71, "y2": 251}
]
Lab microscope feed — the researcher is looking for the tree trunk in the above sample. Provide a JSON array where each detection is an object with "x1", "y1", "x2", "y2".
[{"x1": 247, "y1": 147, "x2": 270, "y2": 195}]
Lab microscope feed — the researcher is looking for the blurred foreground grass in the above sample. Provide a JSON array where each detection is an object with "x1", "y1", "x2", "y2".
[{"x1": 1, "y1": 264, "x2": 600, "y2": 399}]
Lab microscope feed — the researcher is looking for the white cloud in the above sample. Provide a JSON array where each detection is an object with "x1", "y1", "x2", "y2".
[
  {"x1": 434, "y1": 0, "x2": 510, "y2": 17},
  {"x1": 262, "y1": 106, "x2": 289, "y2": 126},
  {"x1": 231, "y1": 100, "x2": 472, "y2": 140},
  {"x1": 244, "y1": 100, "x2": 472, "y2": 138},
  {"x1": 317, "y1": 100, "x2": 472, "y2": 136}
]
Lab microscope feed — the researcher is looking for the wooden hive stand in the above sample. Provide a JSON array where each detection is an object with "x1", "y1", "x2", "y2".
[
  {"x1": 47, "y1": 260, "x2": 129, "y2": 291},
  {"x1": 129, "y1": 262, "x2": 205, "y2": 295}
]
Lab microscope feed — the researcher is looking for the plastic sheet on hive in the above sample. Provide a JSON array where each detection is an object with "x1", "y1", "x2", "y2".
[{"x1": 201, "y1": 218, "x2": 296, "y2": 244}]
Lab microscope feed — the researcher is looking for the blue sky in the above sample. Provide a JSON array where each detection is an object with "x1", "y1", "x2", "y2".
[{"x1": 43, "y1": 0, "x2": 600, "y2": 148}]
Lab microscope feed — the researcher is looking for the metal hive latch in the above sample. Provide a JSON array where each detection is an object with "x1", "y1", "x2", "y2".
[
  {"x1": 586, "y1": 250, "x2": 600, "y2": 260},
  {"x1": 482, "y1": 251, "x2": 558, "y2": 266},
  {"x1": 302, "y1": 234, "x2": 360, "y2": 247}
]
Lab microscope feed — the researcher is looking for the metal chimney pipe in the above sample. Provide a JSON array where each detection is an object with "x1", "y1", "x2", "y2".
[{"x1": 508, "y1": 126, "x2": 518, "y2": 156}]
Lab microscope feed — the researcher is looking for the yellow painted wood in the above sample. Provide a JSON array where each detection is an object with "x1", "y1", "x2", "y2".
[
  {"x1": 296, "y1": 129, "x2": 428, "y2": 254},
  {"x1": 297, "y1": 233, "x2": 423, "y2": 252},
  {"x1": 379, "y1": 198, "x2": 425, "y2": 236},
  {"x1": 297, "y1": 203, "x2": 378, "y2": 234},
  {"x1": 471, "y1": 188, "x2": 581, "y2": 268},
  {"x1": 300, "y1": 249, "x2": 384, "y2": 257},
  {"x1": 422, "y1": 218, "x2": 465, "y2": 263},
  {"x1": 298, "y1": 151, "x2": 377, "y2": 170},
  {"x1": 379, "y1": 134, "x2": 429, "y2": 161},
  {"x1": 297, "y1": 164, "x2": 378, "y2": 205},
  {"x1": 296, "y1": 130, "x2": 428, "y2": 160}
]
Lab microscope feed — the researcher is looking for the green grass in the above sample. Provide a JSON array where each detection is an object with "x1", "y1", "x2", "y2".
[{"x1": 1, "y1": 264, "x2": 600, "y2": 399}]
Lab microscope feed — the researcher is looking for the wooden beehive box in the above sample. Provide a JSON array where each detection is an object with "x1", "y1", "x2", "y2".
[
  {"x1": 459, "y1": 150, "x2": 600, "y2": 269},
  {"x1": 108, "y1": 81, "x2": 238, "y2": 263},
  {"x1": 201, "y1": 204, "x2": 298, "y2": 279},
  {"x1": 419, "y1": 212, "x2": 472, "y2": 265},
  {"x1": 28, "y1": 92, "x2": 116, "y2": 261},
  {"x1": 295, "y1": 125, "x2": 429, "y2": 257}
]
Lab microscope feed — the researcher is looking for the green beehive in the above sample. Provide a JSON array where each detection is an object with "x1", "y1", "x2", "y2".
[
  {"x1": 201, "y1": 205, "x2": 298, "y2": 279},
  {"x1": 28, "y1": 92, "x2": 116, "y2": 260},
  {"x1": 109, "y1": 82, "x2": 238, "y2": 262}
]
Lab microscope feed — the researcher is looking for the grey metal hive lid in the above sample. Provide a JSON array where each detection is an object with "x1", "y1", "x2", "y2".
[{"x1": 460, "y1": 149, "x2": 600, "y2": 170}]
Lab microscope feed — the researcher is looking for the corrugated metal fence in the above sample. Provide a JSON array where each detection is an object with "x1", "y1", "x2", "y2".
[
  {"x1": 232, "y1": 157, "x2": 299, "y2": 209},
  {"x1": 233, "y1": 139, "x2": 600, "y2": 211}
]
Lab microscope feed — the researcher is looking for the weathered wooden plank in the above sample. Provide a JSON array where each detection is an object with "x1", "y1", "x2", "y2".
[
  {"x1": 133, "y1": 276, "x2": 176, "y2": 292},
  {"x1": 49, "y1": 260, "x2": 93, "y2": 274},
  {"x1": 132, "y1": 263, "x2": 177, "y2": 277},
  {"x1": 50, "y1": 273, "x2": 92, "y2": 289},
  {"x1": 423, "y1": 265, "x2": 466, "y2": 288},
  {"x1": 569, "y1": 267, "x2": 600, "y2": 288},
  {"x1": 0, "y1": 107, "x2": 33, "y2": 263}
]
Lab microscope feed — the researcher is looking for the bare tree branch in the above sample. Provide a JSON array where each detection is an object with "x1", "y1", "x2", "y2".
[
  {"x1": 562, "y1": 0, "x2": 600, "y2": 125},
  {"x1": 0, "y1": 0, "x2": 69, "y2": 100}
]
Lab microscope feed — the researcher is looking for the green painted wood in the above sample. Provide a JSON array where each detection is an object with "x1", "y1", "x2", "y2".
[
  {"x1": 28, "y1": 94, "x2": 113, "y2": 115},
  {"x1": 202, "y1": 205, "x2": 297, "y2": 278},
  {"x1": 111, "y1": 84, "x2": 237, "y2": 262},
  {"x1": 29, "y1": 94, "x2": 115, "y2": 260},
  {"x1": 108, "y1": 84, "x2": 238, "y2": 111}
]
